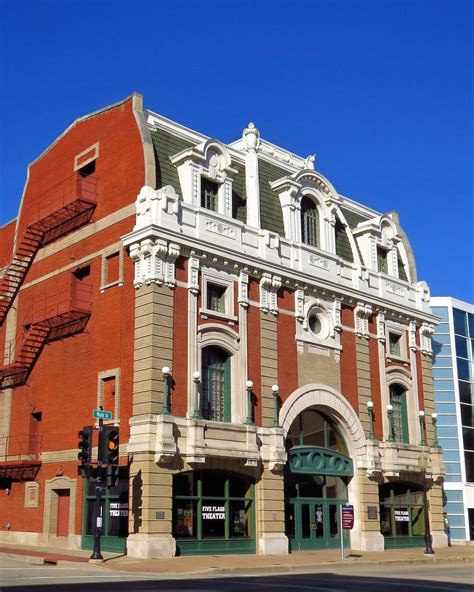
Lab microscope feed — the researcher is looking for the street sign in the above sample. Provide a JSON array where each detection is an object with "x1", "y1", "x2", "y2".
[
  {"x1": 341, "y1": 504, "x2": 354, "y2": 530},
  {"x1": 93, "y1": 409, "x2": 113, "y2": 420}
]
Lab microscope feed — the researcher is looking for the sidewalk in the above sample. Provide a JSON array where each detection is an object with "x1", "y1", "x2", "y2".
[{"x1": 0, "y1": 542, "x2": 472, "y2": 576}]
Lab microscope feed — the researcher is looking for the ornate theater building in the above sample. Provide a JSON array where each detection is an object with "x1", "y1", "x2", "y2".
[{"x1": 0, "y1": 94, "x2": 444, "y2": 557}]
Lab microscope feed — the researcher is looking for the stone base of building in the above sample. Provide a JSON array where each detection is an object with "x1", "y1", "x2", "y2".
[
  {"x1": 126, "y1": 533, "x2": 176, "y2": 558},
  {"x1": 258, "y1": 532, "x2": 289, "y2": 555},
  {"x1": 352, "y1": 530, "x2": 385, "y2": 551},
  {"x1": 0, "y1": 530, "x2": 81, "y2": 549},
  {"x1": 432, "y1": 530, "x2": 449, "y2": 549}
]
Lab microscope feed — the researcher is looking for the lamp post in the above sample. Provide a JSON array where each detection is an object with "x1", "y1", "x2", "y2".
[
  {"x1": 419, "y1": 410, "x2": 427, "y2": 446},
  {"x1": 387, "y1": 404, "x2": 394, "y2": 442},
  {"x1": 431, "y1": 413, "x2": 440, "y2": 447},
  {"x1": 367, "y1": 400, "x2": 375, "y2": 440},
  {"x1": 245, "y1": 380, "x2": 254, "y2": 425},
  {"x1": 162, "y1": 366, "x2": 171, "y2": 416},
  {"x1": 272, "y1": 384, "x2": 280, "y2": 428},
  {"x1": 192, "y1": 371, "x2": 202, "y2": 420}
]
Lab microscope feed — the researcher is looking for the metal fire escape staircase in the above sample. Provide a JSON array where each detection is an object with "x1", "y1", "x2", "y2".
[{"x1": 0, "y1": 173, "x2": 97, "y2": 326}]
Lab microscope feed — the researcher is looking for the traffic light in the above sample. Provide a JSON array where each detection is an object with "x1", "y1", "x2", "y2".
[
  {"x1": 78, "y1": 426, "x2": 93, "y2": 475},
  {"x1": 98, "y1": 425, "x2": 119, "y2": 465}
]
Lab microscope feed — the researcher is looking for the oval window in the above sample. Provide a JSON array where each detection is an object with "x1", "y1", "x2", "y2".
[{"x1": 308, "y1": 310, "x2": 322, "y2": 336}]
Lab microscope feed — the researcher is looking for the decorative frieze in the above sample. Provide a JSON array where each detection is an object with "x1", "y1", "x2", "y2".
[
  {"x1": 260, "y1": 273, "x2": 281, "y2": 315},
  {"x1": 309, "y1": 254, "x2": 329, "y2": 270},
  {"x1": 354, "y1": 303, "x2": 372, "y2": 339},
  {"x1": 385, "y1": 281, "x2": 407, "y2": 298}
]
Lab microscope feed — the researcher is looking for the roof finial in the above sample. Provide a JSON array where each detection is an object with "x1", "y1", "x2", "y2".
[
  {"x1": 243, "y1": 122, "x2": 260, "y2": 152},
  {"x1": 304, "y1": 154, "x2": 316, "y2": 170}
]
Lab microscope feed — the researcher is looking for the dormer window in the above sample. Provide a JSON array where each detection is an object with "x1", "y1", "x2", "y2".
[
  {"x1": 201, "y1": 179, "x2": 219, "y2": 212},
  {"x1": 301, "y1": 196, "x2": 319, "y2": 247},
  {"x1": 377, "y1": 246, "x2": 389, "y2": 273}
]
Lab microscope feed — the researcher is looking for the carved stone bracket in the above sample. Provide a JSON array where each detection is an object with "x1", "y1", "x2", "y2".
[
  {"x1": 409, "y1": 321, "x2": 417, "y2": 352},
  {"x1": 154, "y1": 415, "x2": 177, "y2": 464},
  {"x1": 420, "y1": 322, "x2": 434, "y2": 356},
  {"x1": 376, "y1": 311, "x2": 386, "y2": 342},
  {"x1": 129, "y1": 238, "x2": 181, "y2": 289},
  {"x1": 354, "y1": 303, "x2": 372, "y2": 339},
  {"x1": 238, "y1": 271, "x2": 249, "y2": 309},
  {"x1": 260, "y1": 273, "x2": 281, "y2": 315}
]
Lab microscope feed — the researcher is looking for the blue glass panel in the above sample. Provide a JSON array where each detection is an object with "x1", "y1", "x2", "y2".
[
  {"x1": 434, "y1": 391, "x2": 456, "y2": 402},
  {"x1": 431, "y1": 307, "x2": 449, "y2": 321},
  {"x1": 438, "y1": 438, "x2": 459, "y2": 449},
  {"x1": 444, "y1": 502, "x2": 465, "y2": 514},
  {"x1": 460, "y1": 404, "x2": 474, "y2": 428},
  {"x1": 456, "y1": 336, "x2": 469, "y2": 359},
  {"x1": 469, "y1": 313, "x2": 474, "y2": 338},
  {"x1": 434, "y1": 322, "x2": 450, "y2": 334},
  {"x1": 433, "y1": 334, "x2": 452, "y2": 345},
  {"x1": 432, "y1": 356, "x2": 453, "y2": 368},
  {"x1": 433, "y1": 368, "x2": 455, "y2": 379},
  {"x1": 457, "y1": 358, "x2": 471, "y2": 381},
  {"x1": 434, "y1": 344, "x2": 452, "y2": 357},
  {"x1": 434, "y1": 380, "x2": 455, "y2": 391},
  {"x1": 449, "y1": 514, "x2": 467, "y2": 527},
  {"x1": 444, "y1": 462, "x2": 462, "y2": 474},
  {"x1": 454, "y1": 309, "x2": 468, "y2": 336},
  {"x1": 444, "y1": 490, "x2": 464, "y2": 502},
  {"x1": 438, "y1": 426, "x2": 459, "y2": 438},
  {"x1": 441, "y1": 449, "x2": 460, "y2": 462},
  {"x1": 435, "y1": 403, "x2": 457, "y2": 414},
  {"x1": 451, "y1": 527, "x2": 466, "y2": 539},
  {"x1": 437, "y1": 414, "x2": 458, "y2": 426},
  {"x1": 459, "y1": 381, "x2": 474, "y2": 405},
  {"x1": 444, "y1": 474, "x2": 462, "y2": 482}
]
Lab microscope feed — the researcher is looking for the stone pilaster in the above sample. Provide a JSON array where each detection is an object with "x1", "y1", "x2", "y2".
[
  {"x1": 352, "y1": 469, "x2": 384, "y2": 550},
  {"x1": 356, "y1": 336, "x2": 372, "y2": 438},
  {"x1": 127, "y1": 452, "x2": 175, "y2": 558},
  {"x1": 133, "y1": 284, "x2": 174, "y2": 417},
  {"x1": 260, "y1": 312, "x2": 278, "y2": 428},
  {"x1": 256, "y1": 464, "x2": 288, "y2": 554}
]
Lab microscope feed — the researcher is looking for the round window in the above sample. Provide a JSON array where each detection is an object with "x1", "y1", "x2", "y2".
[{"x1": 308, "y1": 310, "x2": 322, "y2": 336}]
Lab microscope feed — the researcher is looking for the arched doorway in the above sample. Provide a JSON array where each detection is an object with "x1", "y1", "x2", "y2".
[{"x1": 284, "y1": 408, "x2": 353, "y2": 550}]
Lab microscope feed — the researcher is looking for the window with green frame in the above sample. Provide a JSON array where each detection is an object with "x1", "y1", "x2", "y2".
[
  {"x1": 201, "y1": 178, "x2": 219, "y2": 211},
  {"x1": 300, "y1": 196, "x2": 319, "y2": 248},
  {"x1": 173, "y1": 470, "x2": 255, "y2": 555},
  {"x1": 286, "y1": 408, "x2": 347, "y2": 453},
  {"x1": 389, "y1": 384, "x2": 409, "y2": 443},
  {"x1": 379, "y1": 482, "x2": 425, "y2": 548},
  {"x1": 202, "y1": 346, "x2": 231, "y2": 421},
  {"x1": 81, "y1": 467, "x2": 129, "y2": 553},
  {"x1": 207, "y1": 283, "x2": 227, "y2": 313}
]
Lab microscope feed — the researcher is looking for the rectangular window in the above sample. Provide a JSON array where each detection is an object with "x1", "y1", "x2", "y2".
[
  {"x1": 454, "y1": 309, "x2": 468, "y2": 336},
  {"x1": 201, "y1": 179, "x2": 219, "y2": 211},
  {"x1": 207, "y1": 283, "x2": 226, "y2": 313},
  {"x1": 106, "y1": 253, "x2": 120, "y2": 284},
  {"x1": 389, "y1": 386, "x2": 409, "y2": 444},
  {"x1": 100, "y1": 248, "x2": 124, "y2": 291},
  {"x1": 98, "y1": 369, "x2": 121, "y2": 423},
  {"x1": 377, "y1": 247, "x2": 389, "y2": 273},
  {"x1": 389, "y1": 333, "x2": 401, "y2": 357}
]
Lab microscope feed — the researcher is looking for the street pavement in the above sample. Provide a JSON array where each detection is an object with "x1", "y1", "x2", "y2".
[{"x1": 0, "y1": 557, "x2": 472, "y2": 591}]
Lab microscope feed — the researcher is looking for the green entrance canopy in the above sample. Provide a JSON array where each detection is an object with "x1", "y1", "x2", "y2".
[{"x1": 288, "y1": 446, "x2": 353, "y2": 477}]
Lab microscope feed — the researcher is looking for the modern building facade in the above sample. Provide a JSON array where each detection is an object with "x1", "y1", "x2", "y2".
[
  {"x1": 431, "y1": 297, "x2": 474, "y2": 542},
  {"x1": 0, "y1": 94, "x2": 444, "y2": 558}
]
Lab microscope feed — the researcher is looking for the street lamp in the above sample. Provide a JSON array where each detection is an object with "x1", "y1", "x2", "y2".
[
  {"x1": 272, "y1": 384, "x2": 280, "y2": 428},
  {"x1": 192, "y1": 371, "x2": 202, "y2": 420},
  {"x1": 431, "y1": 413, "x2": 440, "y2": 448},
  {"x1": 387, "y1": 404, "x2": 394, "y2": 442},
  {"x1": 245, "y1": 380, "x2": 254, "y2": 425},
  {"x1": 367, "y1": 400, "x2": 375, "y2": 440},
  {"x1": 419, "y1": 410, "x2": 427, "y2": 446},
  {"x1": 162, "y1": 366, "x2": 171, "y2": 416}
]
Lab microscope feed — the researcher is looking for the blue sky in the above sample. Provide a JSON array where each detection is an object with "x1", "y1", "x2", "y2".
[{"x1": 0, "y1": 0, "x2": 472, "y2": 302}]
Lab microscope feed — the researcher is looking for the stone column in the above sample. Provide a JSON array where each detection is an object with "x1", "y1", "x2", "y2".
[
  {"x1": 356, "y1": 336, "x2": 372, "y2": 437},
  {"x1": 260, "y1": 312, "x2": 278, "y2": 428},
  {"x1": 256, "y1": 464, "x2": 288, "y2": 554},
  {"x1": 352, "y1": 469, "x2": 384, "y2": 550},
  {"x1": 429, "y1": 480, "x2": 446, "y2": 547}
]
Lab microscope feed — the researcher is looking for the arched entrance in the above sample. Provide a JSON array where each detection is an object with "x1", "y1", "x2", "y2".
[{"x1": 284, "y1": 409, "x2": 353, "y2": 550}]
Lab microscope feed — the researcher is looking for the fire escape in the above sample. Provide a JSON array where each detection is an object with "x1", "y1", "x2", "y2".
[
  {"x1": 0, "y1": 173, "x2": 96, "y2": 326},
  {"x1": 0, "y1": 173, "x2": 96, "y2": 391}
]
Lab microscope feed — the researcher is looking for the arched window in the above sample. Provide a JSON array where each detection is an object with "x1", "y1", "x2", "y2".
[
  {"x1": 300, "y1": 196, "x2": 319, "y2": 247},
  {"x1": 286, "y1": 409, "x2": 346, "y2": 453},
  {"x1": 389, "y1": 384, "x2": 409, "y2": 443},
  {"x1": 202, "y1": 346, "x2": 231, "y2": 421}
]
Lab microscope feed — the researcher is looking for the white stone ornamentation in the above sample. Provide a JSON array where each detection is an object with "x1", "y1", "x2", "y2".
[
  {"x1": 376, "y1": 312, "x2": 386, "y2": 342},
  {"x1": 354, "y1": 304, "x2": 372, "y2": 339},
  {"x1": 260, "y1": 273, "x2": 281, "y2": 315},
  {"x1": 238, "y1": 271, "x2": 249, "y2": 308},
  {"x1": 420, "y1": 323, "x2": 434, "y2": 355}
]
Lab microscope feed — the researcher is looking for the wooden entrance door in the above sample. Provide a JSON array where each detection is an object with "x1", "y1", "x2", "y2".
[{"x1": 56, "y1": 490, "x2": 70, "y2": 537}]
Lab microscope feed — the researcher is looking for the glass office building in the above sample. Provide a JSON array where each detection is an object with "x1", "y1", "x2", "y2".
[{"x1": 431, "y1": 297, "x2": 474, "y2": 542}]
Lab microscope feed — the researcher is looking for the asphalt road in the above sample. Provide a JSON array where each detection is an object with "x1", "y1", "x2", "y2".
[{"x1": 0, "y1": 558, "x2": 472, "y2": 591}]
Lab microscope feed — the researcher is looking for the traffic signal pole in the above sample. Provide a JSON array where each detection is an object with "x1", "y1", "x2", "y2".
[{"x1": 90, "y1": 415, "x2": 104, "y2": 562}]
